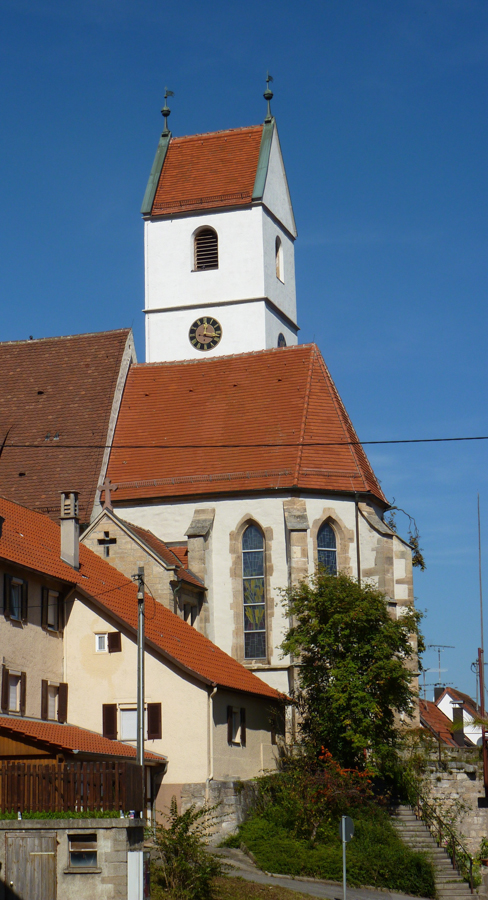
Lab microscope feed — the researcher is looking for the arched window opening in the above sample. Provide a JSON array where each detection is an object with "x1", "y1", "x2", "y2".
[
  {"x1": 242, "y1": 524, "x2": 266, "y2": 659},
  {"x1": 317, "y1": 522, "x2": 337, "y2": 574},
  {"x1": 275, "y1": 236, "x2": 284, "y2": 282},
  {"x1": 194, "y1": 227, "x2": 218, "y2": 270}
]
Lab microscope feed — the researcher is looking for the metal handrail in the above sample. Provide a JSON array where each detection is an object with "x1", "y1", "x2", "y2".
[{"x1": 414, "y1": 793, "x2": 474, "y2": 893}]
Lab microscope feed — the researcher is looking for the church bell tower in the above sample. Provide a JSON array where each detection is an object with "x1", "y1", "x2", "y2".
[{"x1": 141, "y1": 81, "x2": 298, "y2": 362}]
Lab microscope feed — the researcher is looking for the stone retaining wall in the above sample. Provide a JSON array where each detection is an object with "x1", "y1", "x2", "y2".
[
  {"x1": 180, "y1": 779, "x2": 257, "y2": 845},
  {"x1": 422, "y1": 748, "x2": 487, "y2": 857}
]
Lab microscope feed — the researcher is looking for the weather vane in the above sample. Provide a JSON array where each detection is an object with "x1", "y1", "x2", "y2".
[
  {"x1": 161, "y1": 87, "x2": 174, "y2": 136},
  {"x1": 264, "y1": 72, "x2": 273, "y2": 123}
]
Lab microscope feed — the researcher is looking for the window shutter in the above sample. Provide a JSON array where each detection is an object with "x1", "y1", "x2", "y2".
[
  {"x1": 20, "y1": 672, "x2": 26, "y2": 717},
  {"x1": 1, "y1": 666, "x2": 9, "y2": 712},
  {"x1": 102, "y1": 704, "x2": 117, "y2": 740},
  {"x1": 147, "y1": 702, "x2": 162, "y2": 740},
  {"x1": 3, "y1": 574, "x2": 11, "y2": 619},
  {"x1": 58, "y1": 594, "x2": 65, "y2": 631},
  {"x1": 240, "y1": 708, "x2": 246, "y2": 747},
  {"x1": 41, "y1": 588, "x2": 49, "y2": 629},
  {"x1": 227, "y1": 705, "x2": 233, "y2": 745},
  {"x1": 107, "y1": 632, "x2": 122, "y2": 653},
  {"x1": 41, "y1": 679, "x2": 48, "y2": 720},
  {"x1": 194, "y1": 228, "x2": 218, "y2": 270},
  {"x1": 58, "y1": 682, "x2": 68, "y2": 723},
  {"x1": 21, "y1": 580, "x2": 28, "y2": 623}
]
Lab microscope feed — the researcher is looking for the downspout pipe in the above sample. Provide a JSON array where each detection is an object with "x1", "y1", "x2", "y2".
[
  {"x1": 206, "y1": 685, "x2": 217, "y2": 802},
  {"x1": 355, "y1": 494, "x2": 361, "y2": 586}
]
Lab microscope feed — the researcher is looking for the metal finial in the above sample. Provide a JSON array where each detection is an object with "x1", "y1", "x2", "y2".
[
  {"x1": 161, "y1": 87, "x2": 174, "y2": 136},
  {"x1": 264, "y1": 71, "x2": 274, "y2": 123}
]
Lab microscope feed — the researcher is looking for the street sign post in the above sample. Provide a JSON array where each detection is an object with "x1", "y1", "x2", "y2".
[{"x1": 339, "y1": 816, "x2": 354, "y2": 900}]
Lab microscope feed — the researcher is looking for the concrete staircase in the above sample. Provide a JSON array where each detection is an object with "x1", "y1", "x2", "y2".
[{"x1": 392, "y1": 805, "x2": 474, "y2": 900}]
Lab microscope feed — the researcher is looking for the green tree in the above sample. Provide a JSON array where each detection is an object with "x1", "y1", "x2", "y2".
[{"x1": 281, "y1": 571, "x2": 424, "y2": 773}]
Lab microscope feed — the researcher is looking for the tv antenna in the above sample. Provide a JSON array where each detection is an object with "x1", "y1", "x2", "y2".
[{"x1": 427, "y1": 644, "x2": 454, "y2": 684}]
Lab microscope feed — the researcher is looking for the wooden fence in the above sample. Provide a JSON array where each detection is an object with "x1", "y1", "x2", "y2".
[{"x1": 0, "y1": 761, "x2": 143, "y2": 814}]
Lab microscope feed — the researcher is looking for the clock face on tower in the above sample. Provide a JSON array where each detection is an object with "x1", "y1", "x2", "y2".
[{"x1": 189, "y1": 317, "x2": 222, "y2": 352}]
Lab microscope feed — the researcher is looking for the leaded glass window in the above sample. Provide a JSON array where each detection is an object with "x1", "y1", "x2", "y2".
[
  {"x1": 317, "y1": 522, "x2": 337, "y2": 574},
  {"x1": 242, "y1": 524, "x2": 266, "y2": 659}
]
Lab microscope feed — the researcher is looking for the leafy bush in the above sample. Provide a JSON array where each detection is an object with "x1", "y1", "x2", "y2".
[{"x1": 151, "y1": 797, "x2": 224, "y2": 900}]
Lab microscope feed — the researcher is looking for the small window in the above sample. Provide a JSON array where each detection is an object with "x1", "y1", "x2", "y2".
[
  {"x1": 68, "y1": 833, "x2": 97, "y2": 868},
  {"x1": 96, "y1": 634, "x2": 107, "y2": 652},
  {"x1": 277, "y1": 332, "x2": 287, "y2": 348},
  {"x1": 48, "y1": 684, "x2": 58, "y2": 720},
  {"x1": 275, "y1": 236, "x2": 284, "y2": 282},
  {"x1": 8, "y1": 674, "x2": 20, "y2": 712},
  {"x1": 41, "y1": 587, "x2": 61, "y2": 632},
  {"x1": 183, "y1": 603, "x2": 198, "y2": 626},
  {"x1": 194, "y1": 227, "x2": 218, "y2": 271},
  {"x1": 227, "y1": 705, "x2": 246, "y2": 746},
  {"x1": 120, "y1": 708, "x2": 138, "y2": 741},
  {"x1": 3, "y1": 575, "x2": 28, "y2": 622},
  {"x1": 97, "y1": 531, "x2": 116, "y2": 558},
  {"x1": 317, "y1": 522, "x2": 337, "y2": 574}
]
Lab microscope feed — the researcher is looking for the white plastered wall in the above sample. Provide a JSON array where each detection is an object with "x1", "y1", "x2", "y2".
[
  {"x1": 146, "y1": 301, "x2": 267, "y2": 362},
  {"x1": 116, "y1": 493, "x2": 408, "y2": 696}
]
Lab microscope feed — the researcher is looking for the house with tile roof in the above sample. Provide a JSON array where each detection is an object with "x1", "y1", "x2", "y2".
[
  {"x1": 0, "y1": 328, "x2": 135, "y2": 523},
  {"x1": 434, "y1": 687, "x2": 481, "y2": 747},
  {"x1": 97, "y1": 100, "x2": 421, "y2": 711},
  {"x1": 0, "y1": 493, "x2": 284, "y2": 820}
]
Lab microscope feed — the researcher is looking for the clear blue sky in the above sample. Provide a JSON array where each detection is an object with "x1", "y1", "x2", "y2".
[{"x1": 1, "y1": 0, "x2": 486, "y2": 698}]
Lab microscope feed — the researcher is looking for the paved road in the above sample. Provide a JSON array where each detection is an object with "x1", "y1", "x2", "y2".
[{"x1": 214, "y1": 847, "x2": 423, "y2": 900}]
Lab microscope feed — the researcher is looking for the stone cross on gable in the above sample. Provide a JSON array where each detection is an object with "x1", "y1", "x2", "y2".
[{"x1": 98, "y1": 476, "x2": 118, "y2": 510}]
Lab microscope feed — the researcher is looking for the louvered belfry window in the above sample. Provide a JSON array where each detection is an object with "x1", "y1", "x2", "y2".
[{"x1": 194, "y1": 227, "x2": 218, "y2": 270}]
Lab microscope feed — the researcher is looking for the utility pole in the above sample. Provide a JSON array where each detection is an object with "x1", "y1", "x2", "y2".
[
  {"x1": 136, "y1": 565, "x2": 145, "y2": 814},
  {"x1": 478, "y1": 495, "x2": 488, "y2": 797}
]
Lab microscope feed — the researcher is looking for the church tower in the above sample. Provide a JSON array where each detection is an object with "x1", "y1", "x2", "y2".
[{"x1": 141, "y1": 84, "x2": 298, "y2": 362}]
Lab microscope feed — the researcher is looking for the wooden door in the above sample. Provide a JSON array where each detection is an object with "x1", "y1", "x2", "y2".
[{"x1": 6, "y1": 831, "x2": 56, "y2": 900}]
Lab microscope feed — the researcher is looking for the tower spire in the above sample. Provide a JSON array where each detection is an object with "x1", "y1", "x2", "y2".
[
  {"x1": 263, "y1": 72, "x2": 274, "y2": 123},
  {"x1": 161, "y1": 87, "x2": 174, "y2": 136}
]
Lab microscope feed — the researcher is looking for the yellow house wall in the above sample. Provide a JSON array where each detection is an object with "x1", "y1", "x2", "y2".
[
  {"x1": 0, "y1": 565, "x2": 65, "y2": 719},
  {"x1": 212, "y1": 689, "x2": 280, "y2": 780}
]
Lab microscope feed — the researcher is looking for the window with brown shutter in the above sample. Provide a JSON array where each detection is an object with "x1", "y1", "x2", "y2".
[
  {"x1": 147, "y1": 702, "x2": 162, "y2": 740},
  {"x1": 107, "y1": 632, "x2": 122, "y2": 653},
  {"x1": 1, "y1": 665, "x2": 9, "y2": 712},
  {"x1": 194, "y1": 228, "x2": 218, "y2": 271},
  {"x1": 20, "y1": 672, "x2": 26, "y2": 717},
  {"x1": 3, "y1": 574, "x2": 28, "y2": 623},
  {"x1": 102, "y1": 703, "x2": 117, "y2": 740},
  {"x1": 41, "y1": 679, "x2": 48, "y2": 720},
  {"x1": 240, "y1": 708, "x2": 246, "y2": 747},
  {"x1": 58, "y1": 682, "x2": 68, "y2": 723}
]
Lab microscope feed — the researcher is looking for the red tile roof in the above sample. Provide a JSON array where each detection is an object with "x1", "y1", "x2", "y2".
[
  {"x1": 419, "y1": 700, "x2": 458, "y2": 747},
  {"x1": 107, "y1": 344, "x2": 386, "y2": 505},
  {"x1": 151, "y1": 126, "x2": 264, "y2": 216},
  {"x1": 0, "y1": 716, "x2": 164, "y2": 761},
  {"x1": 0, "y1": 497, "x2": 280, "y2": 701},
  {"x1": 121, "y1": 520, "x2": 204, "y2": 589},
  {"x1": 0, "y1": 329, "x2": 132, "y2": 522}
]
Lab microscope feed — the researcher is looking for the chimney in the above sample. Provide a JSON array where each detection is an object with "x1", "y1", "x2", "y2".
[
  {"x1": 452, "y1": 701, "x2": 464, "y2": 748},
  {"x1": 434, "y1": 685, "x2": 444, "y2": 703},
  {"x1": 60, "y1": 491, "x2": 79, "y2": 569}
]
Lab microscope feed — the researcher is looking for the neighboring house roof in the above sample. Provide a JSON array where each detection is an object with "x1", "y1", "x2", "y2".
[
  {"x1": 107, "y1": 344, "x2": 386, "y2": 505},
  {"x1": 0, "y1": 716, "x2": 164, "y2": 762},
  {"x1": 441, "y1": 687, "x2": 479, "y2": 719},
  {"x1": 0, "y1": 496, "x2": 281, "y2": 701},
  {"x1": 150, "y1": 125, "x2": 264, "y2": 217},
  {"x1": 419, "y1": 700, "x2": 459, "y2": 747},
  {"x1": 0, "y1": 329, "x2": 134, "y2": 522},
  {"x1": 120, "y1": 519, "x2": 204, "y2": 589}
]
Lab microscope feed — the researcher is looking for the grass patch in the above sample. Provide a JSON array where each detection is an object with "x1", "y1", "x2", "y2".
[
  {"x1": 231, "y1": 807, "x2": 435, "y2": 898},
  {"x1": 151, "y1": 876, "x2": 312, "y2": 900}
]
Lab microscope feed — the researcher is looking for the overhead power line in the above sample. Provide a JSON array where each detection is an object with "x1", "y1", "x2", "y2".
[{"x1": 2, "y1": 435, "x2": 488, "y2": 450}]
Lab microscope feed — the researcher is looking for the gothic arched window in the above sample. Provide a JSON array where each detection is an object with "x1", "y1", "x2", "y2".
[
  {"x1": 275, "y1": 236, "x2": 284, "y2": 282},
  {"x1": 242, "y1": 524, "x2": 266, "y2": 659},
  {"x1": 317, "y1": 522, "x2": 337, "y2": 574},
  {"x1": 194, "y1": 227, "x2": 218, "y2": 270}
]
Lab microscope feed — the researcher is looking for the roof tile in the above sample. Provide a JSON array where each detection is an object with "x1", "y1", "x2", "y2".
[{"x1": 0, "y1": 715, "x2": 164, "y2": 760}]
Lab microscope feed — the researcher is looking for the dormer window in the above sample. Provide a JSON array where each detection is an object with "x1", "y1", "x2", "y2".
[
  {"x1": 275, "y1": 236, "x2": 284, "y2": 282},
  {"x1": 194, "y1": 228, "x2": 218, "y2": 271}
]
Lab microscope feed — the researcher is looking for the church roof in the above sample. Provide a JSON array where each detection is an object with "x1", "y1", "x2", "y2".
[
  {"x1": 107, "y1": 344, "x2": 387, "y2": 505},
  {"x1": 119, "y1": 518, "x2": 205, "y2": 589},
  {"x1": 149, "y1": 125, "x2": 264, "y2": 217},
  {"x1": 0, "y1": 496, "x2": 281, "y2": 701},
  {"x1": 0, "y1": 329, "x2": 133, "y2": 522}
]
